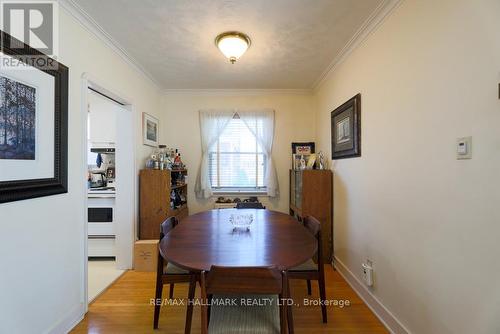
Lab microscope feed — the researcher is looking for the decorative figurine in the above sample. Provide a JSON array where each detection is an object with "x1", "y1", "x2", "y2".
[
  {"x1": 300, "y1": 155, "x2": 306, "y2": 170},
  {"x1": 317, "y1": 151, "x2": 325, "y2": 170}
]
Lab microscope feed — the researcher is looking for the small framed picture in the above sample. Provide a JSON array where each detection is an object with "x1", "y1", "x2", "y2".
[
  {"x1": 143, "y1": 112, "x2": 159, "y2": 147},
  {"x1": 331, "y1": 94, "x2": 361, "y2": 159},
  {"x1": 291, "y1": 142, "x2": 315, "y2": 155}
]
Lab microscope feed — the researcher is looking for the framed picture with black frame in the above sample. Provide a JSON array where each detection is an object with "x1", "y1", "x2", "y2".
[
  {"x1": 331, "y1": 94, "x2": 361, "y2": 160},
  {"x1": 291, "y1": 142, "x2": 315, "y2": 155},
  {"x1": 0, "y1": 30, "x2": 68, "y2": 203},
  {"x1": 291, "y1": 142, "x2": 315, "y2": 169}
]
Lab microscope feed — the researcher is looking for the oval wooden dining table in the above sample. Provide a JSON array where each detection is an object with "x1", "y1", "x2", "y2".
[{"x1": 159, "y1": 209, "x2": 317, "y2": 271}]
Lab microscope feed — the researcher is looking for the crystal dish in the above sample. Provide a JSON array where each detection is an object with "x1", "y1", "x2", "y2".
[{"x1": 229, "y1": 213, "x2": 254, "y2": 230}]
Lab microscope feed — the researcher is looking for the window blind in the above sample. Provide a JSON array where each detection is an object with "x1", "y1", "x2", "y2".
[{"x1": 209, "y1": 117, "x2": 266, "y2": 190}]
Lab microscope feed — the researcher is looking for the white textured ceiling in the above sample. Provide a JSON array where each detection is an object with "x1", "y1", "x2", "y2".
[{"x1": 75, "y1": 0, "x2": 383, "y2": 89}]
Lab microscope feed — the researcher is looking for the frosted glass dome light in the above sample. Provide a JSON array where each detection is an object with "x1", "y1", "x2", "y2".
[{"x1": 215, "y1": 32, "x2": 251, "y2": 64}]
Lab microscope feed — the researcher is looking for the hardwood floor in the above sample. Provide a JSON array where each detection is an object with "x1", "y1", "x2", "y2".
[{"x1": 72, "y1": 265, "x2": 388, "y2": 333}]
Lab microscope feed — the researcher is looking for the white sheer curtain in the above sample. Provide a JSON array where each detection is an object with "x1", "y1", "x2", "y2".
[
  {"x1": 238, "y1": 109, "x2": 279, "y2": 197},
  {"x1": 194, "y1": 108, "x2": 279, "y2": 199},
  {"x1": 194, "y1": 109, "x2": 235, "y2": 199}
]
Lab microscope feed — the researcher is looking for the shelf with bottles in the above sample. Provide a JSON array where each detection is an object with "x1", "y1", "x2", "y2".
[
  {"x1": 171, "y1": 168, "x2": 187, "y2": 172},
  {"x1": 139, "y1": 168, "x2": 189, "y2": 239},
  {"x1": 146, "y1": 146, "x2": 186, "y2": 170},
  {"x1": 171, "y1": 170, "x2": 188, "y2": 188},
  {"x1": 171, "y1": 184, "x2": 187, "y2": 190},
  {"x1": 170, "y1": 187, "x2": 187, "y2": 211}
]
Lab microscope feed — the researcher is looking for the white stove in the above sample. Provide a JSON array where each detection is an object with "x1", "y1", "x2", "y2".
[{"x1": 88, "y1": 188, "x2": 116, "y2": 257}]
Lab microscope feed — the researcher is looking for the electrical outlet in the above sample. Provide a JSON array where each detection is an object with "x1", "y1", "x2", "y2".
[
  {"x1": 362, "y1": 262, "x2": 373, "y2": 286},
  {"x1": 457, "y1": 137, "x2": 472, "y2": 160}
]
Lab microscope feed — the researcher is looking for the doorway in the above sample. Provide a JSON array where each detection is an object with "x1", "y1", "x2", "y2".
[{"x1": 82, "y1": 76, "x2": 136, "y2": 307}]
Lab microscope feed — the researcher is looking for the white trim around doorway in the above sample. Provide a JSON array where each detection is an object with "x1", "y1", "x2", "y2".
[{"x1": 80, "y1": 73, "x2": 138, "y2": 312}]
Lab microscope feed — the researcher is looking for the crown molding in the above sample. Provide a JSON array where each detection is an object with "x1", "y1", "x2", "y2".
[
  {"x1": 59, "y1": 0, "x2": 402, "y2": 93},
  {"x1": 312, "y1": 0, "x2": 404, "y2": 92},
  {"x1": 163, "y1": 88, "x2": 313, "y2": 96},
  {"x1": 58, "y1": 0, "x2": 162, "y2": 91}
]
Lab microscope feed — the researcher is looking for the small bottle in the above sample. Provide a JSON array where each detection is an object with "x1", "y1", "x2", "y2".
[
  {"x1": 175, "y1": 191, "x2": 182, "y2": 207},
  {"x1": 158, "y1": 145, "x2": 167, "y2": 162},
  {"x1": 174, "y1": 153, "x2": 181, "y2": 165},
  {"x1": 170, "y1": 190, "x2": 176, "y2": 209}
]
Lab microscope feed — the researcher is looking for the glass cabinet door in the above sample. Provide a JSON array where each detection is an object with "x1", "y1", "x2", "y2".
[{"x1": 295, "y1": 171, "x2": 302, "y2": 209}]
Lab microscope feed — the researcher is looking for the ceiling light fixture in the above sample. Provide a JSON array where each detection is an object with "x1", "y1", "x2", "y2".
[{"x1": 215, "y1": 31, "x2": 251, "y2": 64}]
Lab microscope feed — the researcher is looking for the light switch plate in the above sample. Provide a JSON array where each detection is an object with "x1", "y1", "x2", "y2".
[{"x1": 457, "y1": 136, "x2": 472, "y2": 159}]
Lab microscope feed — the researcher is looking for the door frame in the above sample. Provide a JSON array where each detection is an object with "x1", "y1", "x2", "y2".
[{"x1": 80, "y1": 73, "x2": 138, "y2": 311}]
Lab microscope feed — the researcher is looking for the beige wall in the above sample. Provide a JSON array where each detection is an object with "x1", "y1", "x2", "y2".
[
  {"x1": 0, "y1": 8, "x2": 163, "y2": 333},
  {"x1": 161, "y1": 92, "x2": 315, "y2": 214},
  {"x1": 1, "y1": 1, "x2": 498, "y2": 333},
  {"x1": 314, "y1": 0, "x2": 500, "y2": 333}
]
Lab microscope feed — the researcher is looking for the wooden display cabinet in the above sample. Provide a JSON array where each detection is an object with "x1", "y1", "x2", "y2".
[
  {"x1": 139, "y1": 169, "x2": 189, "y2": 239},
  {"x1": 289, "y1": 169, "x2": 333, "y2": 262}
]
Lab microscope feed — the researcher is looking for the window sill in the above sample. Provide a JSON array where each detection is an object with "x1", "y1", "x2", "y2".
[{"x1": 212, "y1": 190, "x2": 268, "y2": 197}]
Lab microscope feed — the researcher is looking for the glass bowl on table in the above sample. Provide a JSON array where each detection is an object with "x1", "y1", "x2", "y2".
[{"x1": 229, "y1": 213, "x2": 254, "y2": 231}]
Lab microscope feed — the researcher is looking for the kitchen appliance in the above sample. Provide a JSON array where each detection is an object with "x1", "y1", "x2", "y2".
[
  {"x1": 88, "y1": 207, "x2": 113, "y2": 223},
  {"x1": 88, "y1": 145, "x2": 117, "y2": 257},
  {"x1": 88, "y1": 146, "x2": 115, "y2": 169},
  {"x1": 88, "y1": 196, "x2": 115, "y2": 257},
  {"x1": 89, "y1": 171, "x2": 106, "y2": 188},
  {"x1": 91, "y1": 147, "x2": 115, "y2": 154}
]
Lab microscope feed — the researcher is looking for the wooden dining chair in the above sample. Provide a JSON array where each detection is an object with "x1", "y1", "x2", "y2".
[
  {"x1": 153, "y1": 216, "x2": 197, "y2": 333},
  {"x1": 288, "y1": 215, "x2": 327, "y2": 323},
  {"x1": 200, "y1": 266, "x2": 291, "y2": 334},
  {"x1": 236, "y1": 202, "x2": 266, "y2": 209}
]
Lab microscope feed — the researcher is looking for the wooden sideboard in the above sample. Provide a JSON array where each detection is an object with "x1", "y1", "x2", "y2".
[
  {"x1": 289, "y1": 169, "x2": 333, "y2": 262},
  {"x1": 139, "y1": 169, "x2": 188, "y2": 239}
]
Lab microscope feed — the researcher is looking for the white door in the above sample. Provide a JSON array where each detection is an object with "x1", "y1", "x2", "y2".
[
  {"x1": 114, "y1": 104, "x2": 135, "y2": 269},
  {"x1": 88, "y1": 91, "x2": 117, "y2": 145}
]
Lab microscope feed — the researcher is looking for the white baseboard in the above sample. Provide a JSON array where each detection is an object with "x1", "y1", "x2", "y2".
[
  {"x1": 334, "y1": 257, "x2": 411, "y2": 334},
  {"x1": 44, "y1": 303, "x2": 85, "y2": 334}
]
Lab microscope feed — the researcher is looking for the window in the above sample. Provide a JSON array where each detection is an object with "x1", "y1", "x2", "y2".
[
  {"x1": 196, "y1": 109, "x2": 277, "y2": 199},
  {"x1": 209, "y1": 117, "x2": 266, "y2": 192}
]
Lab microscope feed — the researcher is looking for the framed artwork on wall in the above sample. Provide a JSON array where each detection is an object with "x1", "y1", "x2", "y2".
[
  {"x1": 143, "y1": 112, "x2": 159, "y2": 147},
  {"x1": 331, "y1": 94, "x2": 361, "y2": 160},
  {"x1": 291, "y1": 142, "x2": 315, "y2": 169},
  {"x1": 0, "y1": 30, "x2": 68, "y2": 203},
  {"x1": 291, "y1": 142, "x2": 315, "y2": 155}
]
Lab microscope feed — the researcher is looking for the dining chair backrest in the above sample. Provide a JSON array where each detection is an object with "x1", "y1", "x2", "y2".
[
  {"x1": 236, "y1": 202, "x2": 265, "y2": 209},
  {"x1": 203, "y1": 265, "x2": 283, "y2": 295},
  {"x1": 303, "y1": 215, "x2": 321, "y2": 237},
  {"x1": 303, "y1": 215, "x2": 323, "y2": 265},
  {"x1": 159, "y1": 216, "x2": 179, "y2": 241},
  {"x1": 200, "y1": 265, "x2": 288, "y2": 334}
]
